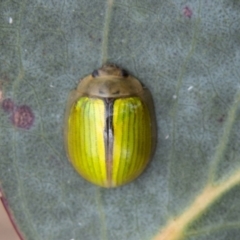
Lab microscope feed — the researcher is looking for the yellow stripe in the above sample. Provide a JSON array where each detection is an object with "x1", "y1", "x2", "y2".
[
  {"x1": 67, "y1": 97, "x2": 107, "y2": 186},
  {"x1": 112, "y1": 97, "x2": 152, "y2": 187}
]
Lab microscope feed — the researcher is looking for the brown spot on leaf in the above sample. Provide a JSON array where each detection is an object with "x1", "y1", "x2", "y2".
[
  {"x1": 1, "y1": 98, "x2": 15, "y2": 113},
  {"x1": 183, "y1": 6, "x2": 193, "y2": 18},
  {"x1": 217, "y1": 114, "x2": 225, "y2": 123},
  {"x1": 11, "y1": 105, "x2": 34, "y2": 129}
]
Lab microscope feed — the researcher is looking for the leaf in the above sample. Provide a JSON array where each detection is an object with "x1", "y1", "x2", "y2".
[{"x1": 1, "y1": 1, "x2": 240, "y2": 240}]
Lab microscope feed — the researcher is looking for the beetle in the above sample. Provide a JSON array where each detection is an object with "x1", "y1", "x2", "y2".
[{"x1": 64, "y1": 64, "x2": 156, "y2": 188}]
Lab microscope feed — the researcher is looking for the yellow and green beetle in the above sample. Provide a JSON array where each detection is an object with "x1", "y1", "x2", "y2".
[{"x1": 64, "y1": 64, "x2": 156, "y2": 188}]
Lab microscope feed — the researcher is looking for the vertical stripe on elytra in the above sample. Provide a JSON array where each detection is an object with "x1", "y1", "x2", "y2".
[
  {"x1": 69, "y1": 98, "x2": 86, "y2": 175},
  {"x1": 114, "y1": 100, "x2": 122, "y2": 184},
  {"x1": 135, "y1": 101, "x2": 143, "y2": 175},
  {"x1": 127, "y1": 99, "x2": 141, "y2": 179},
  {"x1": 76, "y1": 101, "x2": 84, "y2": 172},
  {"x1": 95, "y1": 99, "x2": 105, "y2": 186},
  {"x1": 104, "y1": 99, "x2": 114, "y2": 185},
  {"x1": 97, "y1": 99, "x2": 106, "y2": 185},
  {"x1": 126, "y1": 99, "x2": 137, "y2": 178},
  {"x1": 118, "y1": 100, "x2": 129, "y2": 184},
  {"x1": 111, "y1": 99, "x2": 122, "y2": 185},
  {"x1": 73, "y1": 102, "x2": 79, "y2": 170},
  {"x1": 88, "y1": 100, "x2": 96, "y2": 181},
  {"x1": 74, "y1": 100, "x2": 81, "y2": 171},
  {"x1": 93, "y1": 101, "x2": 101, "y2": 182},
  {"x1": 80, "y1": 99, "x2": 87, "y2": 176},
  {"x1": 121, "y1": 99, "x2": 134, "y2": 183},
  {"x1": 83, "y1": 99, "x2": 89, "y2": 176},
  {"x1": 90, "y1": 99, "x2": 103, "y2": 184},
  {"x1": 87, "y1": 99, "x2": 96, "y2": 181},
  {"x1": 83, "y1": 99, "x2": 91, "y2": 179},
  {"x1": 72, "y1": 100, "x2": 82, "y2": 170},
  {"x1": 119, "y1": 100, "x2": 129, "y2": 184},
  {"x1": 93, "y1": 101, "x2": 100, "y2": 183},
  {"x1": 135, "y1": 102, "x2": 143, "y2": 173}
]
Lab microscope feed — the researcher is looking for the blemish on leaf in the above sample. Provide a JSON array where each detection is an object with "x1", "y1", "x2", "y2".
[
  {"x1": 1, "y1": 98, "x2": 15, "y2": 113},
  {"x1": 9, "y1": 17, "x2": 13, "y2": 24},
  {"x1": 217, "y1": 114, "x2": 225, "y2": 123},
  {"x1": 183, "y1": 6, "x2": 193, "y2": 18},
  {"x1": 11, "y1": 105, "x2": 34, "y2": 129}
]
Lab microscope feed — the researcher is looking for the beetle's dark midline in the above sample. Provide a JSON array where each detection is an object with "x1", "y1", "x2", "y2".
[{"x1": 104, "y1": 98, "x2": 115, "y2": 184}]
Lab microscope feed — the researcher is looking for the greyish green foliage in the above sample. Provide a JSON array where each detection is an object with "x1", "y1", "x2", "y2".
[{"x1": 1, "y1": 0, "x2": 240, "y2": 240}]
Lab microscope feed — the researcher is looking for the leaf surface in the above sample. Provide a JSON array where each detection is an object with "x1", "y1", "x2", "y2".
[{"x1": 1, "y1": 1, "x2": 240, "y2": 240}]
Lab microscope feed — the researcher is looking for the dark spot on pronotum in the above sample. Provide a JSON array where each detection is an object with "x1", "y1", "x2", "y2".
[
  {"x1": 11, "y1": 105, "x2": 34, "y2": 129},
  {"x1": 183, "y1": 6, "x2": 193, "y2": 18},
  {"x1": 92, "y1": 69, "x2": 99, "y2": 78},
  {"x1": 121, "y1": 69, "x2": 129, "y2": 77},
  {"x1": 112, "y1": 90, "x2": 120, "y2": 95},
  {"x1": 1, "y1": 98, "x2": 15, "y2": 113}
]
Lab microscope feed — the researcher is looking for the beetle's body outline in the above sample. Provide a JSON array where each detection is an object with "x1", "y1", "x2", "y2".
[{"x1": 64, "y1": 64, "x2": 156, "y2": 188}]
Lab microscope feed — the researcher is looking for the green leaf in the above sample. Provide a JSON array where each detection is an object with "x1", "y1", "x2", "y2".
[{"x1": 1, "y1": 1, "x2": 240, "y2": 240}]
